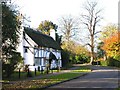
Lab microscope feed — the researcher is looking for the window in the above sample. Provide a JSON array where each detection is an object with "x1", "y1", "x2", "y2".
[
  {"x1": 40, "y1": 59, "x2": 42, "y2": 65},
  {"x1": 34, "y1": 49, "x2": 39, "y2": 57},
  {"x1": 34, "y1": 58, "x2": 42, "y2": 66},
  {"x1": 24, "y1": 48, "x2": 28, "y2": 53},
  {"x1": 34, "y1": 58, "x2": 40, "y2": 66}
]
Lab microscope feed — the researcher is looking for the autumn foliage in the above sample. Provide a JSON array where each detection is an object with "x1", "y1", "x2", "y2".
[{"x1": 102, "y1": 31, "x2": 120, "y2": 60}]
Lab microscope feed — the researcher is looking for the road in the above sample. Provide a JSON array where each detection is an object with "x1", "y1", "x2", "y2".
[{"x1": 45, "y1": 65, "x2": 120, "y2": 90}]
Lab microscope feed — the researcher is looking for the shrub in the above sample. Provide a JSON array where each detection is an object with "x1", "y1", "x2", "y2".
[
  {"x1": 61, "y1": 49, "x2": 70, "y2": 67},
  {"x1": 100, "y1": 57, "x2": 120, "y2": 67},
  {"x1": 2, "y1": 64, "x2": 14, "y2": 78},
  {"x1": 2, "y1": 52, "x2": 22, "y2": 78},
  {"x1": 100, "y1": 60, "x2": 108, "y2": 66}
]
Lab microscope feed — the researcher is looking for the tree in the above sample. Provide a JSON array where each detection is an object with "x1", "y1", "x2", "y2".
[
  {"x1": 81, "y1": 1, "x2": 102, "y2": 64},
  {"x1": 100, "y1": 24, "x2": 117, "y2": 39},
  {"x1": 102, "y1": 32, "x2": 120, "y2": 60},
  {"x1": 98, "y1": 24, "x2": 118, "y2": 60},
  {"x1": 58, "y1": 15, "x2": 79, "y2": 42},
  {"x1": 97, "y1": 42, "x2": 106, "y2": 60},
  {"x1": 38, "y1": 20, "x2": 62, "y2": 44},
  {"x1": 61, "y1": 40, "x2": 90, "y2": 64},
  {"x1": 38, "y1": 20, "x2": 58, "y2": 35},
  {"x1": 2, "y1": 2, "x2": 22, "y2": 77}
]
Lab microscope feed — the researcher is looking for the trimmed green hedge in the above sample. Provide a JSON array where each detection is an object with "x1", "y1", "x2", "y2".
[{"x1": 100, "y1": 57, "x2": 120, "y2": 67}]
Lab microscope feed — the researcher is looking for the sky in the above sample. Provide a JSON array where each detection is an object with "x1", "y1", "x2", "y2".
[
  {"x1": 11, "y1": 0, "x2": 119, "y2": 52},
  {"x1": 14, "y1": 0, "x2": 119, "y2": 28}
]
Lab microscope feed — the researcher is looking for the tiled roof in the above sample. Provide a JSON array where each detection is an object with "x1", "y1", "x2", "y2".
[{"x1": 24, "y1": 27, "x2": 61, "y2": 50}]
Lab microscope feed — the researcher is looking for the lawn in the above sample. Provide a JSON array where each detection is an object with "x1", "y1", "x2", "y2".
[
  {"x1": 3, "y1": 71, "x2": 42, "y2": 81},
  {"x1": 2, "y1": 69, "x2": 59, "y2": 81},
  {"x1": 116, "y1": 88, "x2": 120, "y2": 90},
  {"x1": 71, "y1": 66, "x2": 91, "y2": 72},
  {"x1": 2, "y1": 66, "x2": 91, "y2": 89},
  {"x1": 44, "y1": 72, "x2": 81, "y2": 80},
  {"x1": 2, "y1": 72, "x2": 82, "y2": 89}
]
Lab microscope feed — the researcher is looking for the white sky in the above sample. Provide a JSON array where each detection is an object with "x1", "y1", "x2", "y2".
[{"x1": 14, "y1": 0, "x2": 119, "y2": 28}]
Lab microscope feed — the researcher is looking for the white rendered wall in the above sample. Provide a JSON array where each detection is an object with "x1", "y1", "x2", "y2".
[
  {"x1": 17, "y1": 26, "x2": 24, "y2": 57},
  {"x1": 23, "y1": 33, "x2": 37, "y2": 66}
]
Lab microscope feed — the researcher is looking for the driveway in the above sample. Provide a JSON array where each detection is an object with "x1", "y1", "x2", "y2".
[{"x1": 45, "y1": 65, "x2": 120, "y2": 90}]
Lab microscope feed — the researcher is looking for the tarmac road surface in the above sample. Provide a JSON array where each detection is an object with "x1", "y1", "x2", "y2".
[{"x1": 46, "y1": 65, "x2": 120, "y2": 90}]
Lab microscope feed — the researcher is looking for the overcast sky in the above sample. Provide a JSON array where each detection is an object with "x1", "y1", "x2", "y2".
[{"x1": 14, "y1": 0, "x2": 119, "y2": 28}]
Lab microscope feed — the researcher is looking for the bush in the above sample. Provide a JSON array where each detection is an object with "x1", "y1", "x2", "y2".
[
  {"x1": 111, "y1": 59, "x2": 120, "y2": 67},
  {"x1": 107, "y1": 57, "x2": 114, "y2": 66},
  {"x1": 61, "y1": 49, "x2": 70, "y2": 67},
  {"x1": 100, "y1": 57, "x2": 120, "y2": 67},
  {"x1": 2, "y1": 64, "x2": 14, "y2": 78},
  {"x1": 70, "y1": 54, "x2": 90, "y2": 64},
  {"x1": 2, "y1": 52, "x2": 22, "y2": 78},
  {"x1": 100, "y1": 60, "x2": 108, "y2": 66},
  {"x1": 61, "y1": 63, "x2": 72, "y2": 70},
  {"x1": 107, "y1": 57, "x2": 120, "y2": 67}
]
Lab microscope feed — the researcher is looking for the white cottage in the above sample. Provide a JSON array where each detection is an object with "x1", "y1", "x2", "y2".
[{"x1": 17, "y1": 27, "x2": 62, "y2": 71}]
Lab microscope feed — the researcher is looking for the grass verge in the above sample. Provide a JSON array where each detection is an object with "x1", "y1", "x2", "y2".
[
  {"x1": 2, "y1": 66, "x2": 91, "y2": 89},
  {"x1": 2, "y1": 71, "x2": 42, "y2": 81},
  {"x1": 2, "y1": 72, "x2": 83, "y2": 89},
  {"x1": 116, "y1": 88, "x2": 120, "y2": 90},
  {"x1": 71, "y1": 66, "x2": 91, "y2": 72}
]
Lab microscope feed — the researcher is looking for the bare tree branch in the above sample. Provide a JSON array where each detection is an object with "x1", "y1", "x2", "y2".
[
  {"x1": 81, "y1": 1, "x2": 102, "y2": 64},
  {"x1": 59, "y1": 15, "x2": 79, "y2": 42}
]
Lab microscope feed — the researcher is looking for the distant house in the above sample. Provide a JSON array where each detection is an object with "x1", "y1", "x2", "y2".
[{"x1": 17, "y1": 27, "x2": 62, "y2": 71}]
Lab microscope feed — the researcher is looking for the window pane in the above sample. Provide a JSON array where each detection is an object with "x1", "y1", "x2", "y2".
[
  {"x1": 34, "y1": 58, "x2": 40, "y2": 66},
  {"x1": 40, "y1": 58, "x2": 42, "y2": 65},
  {"x1": 34, "y1": 49, "x2": 39, "y2": 57}
]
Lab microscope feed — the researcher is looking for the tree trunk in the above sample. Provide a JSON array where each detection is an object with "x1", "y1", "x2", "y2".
[
  {"x1": 90, "y1": 35, "x2": 94, "y2": 64},
  {"x1": 81, "y1": 1, "x2": 102, "y2": 64}
]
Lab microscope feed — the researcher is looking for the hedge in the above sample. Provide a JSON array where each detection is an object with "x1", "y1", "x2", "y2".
[{"x1": 100, "y1": 57, "x2": 120, "y2": 67}]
